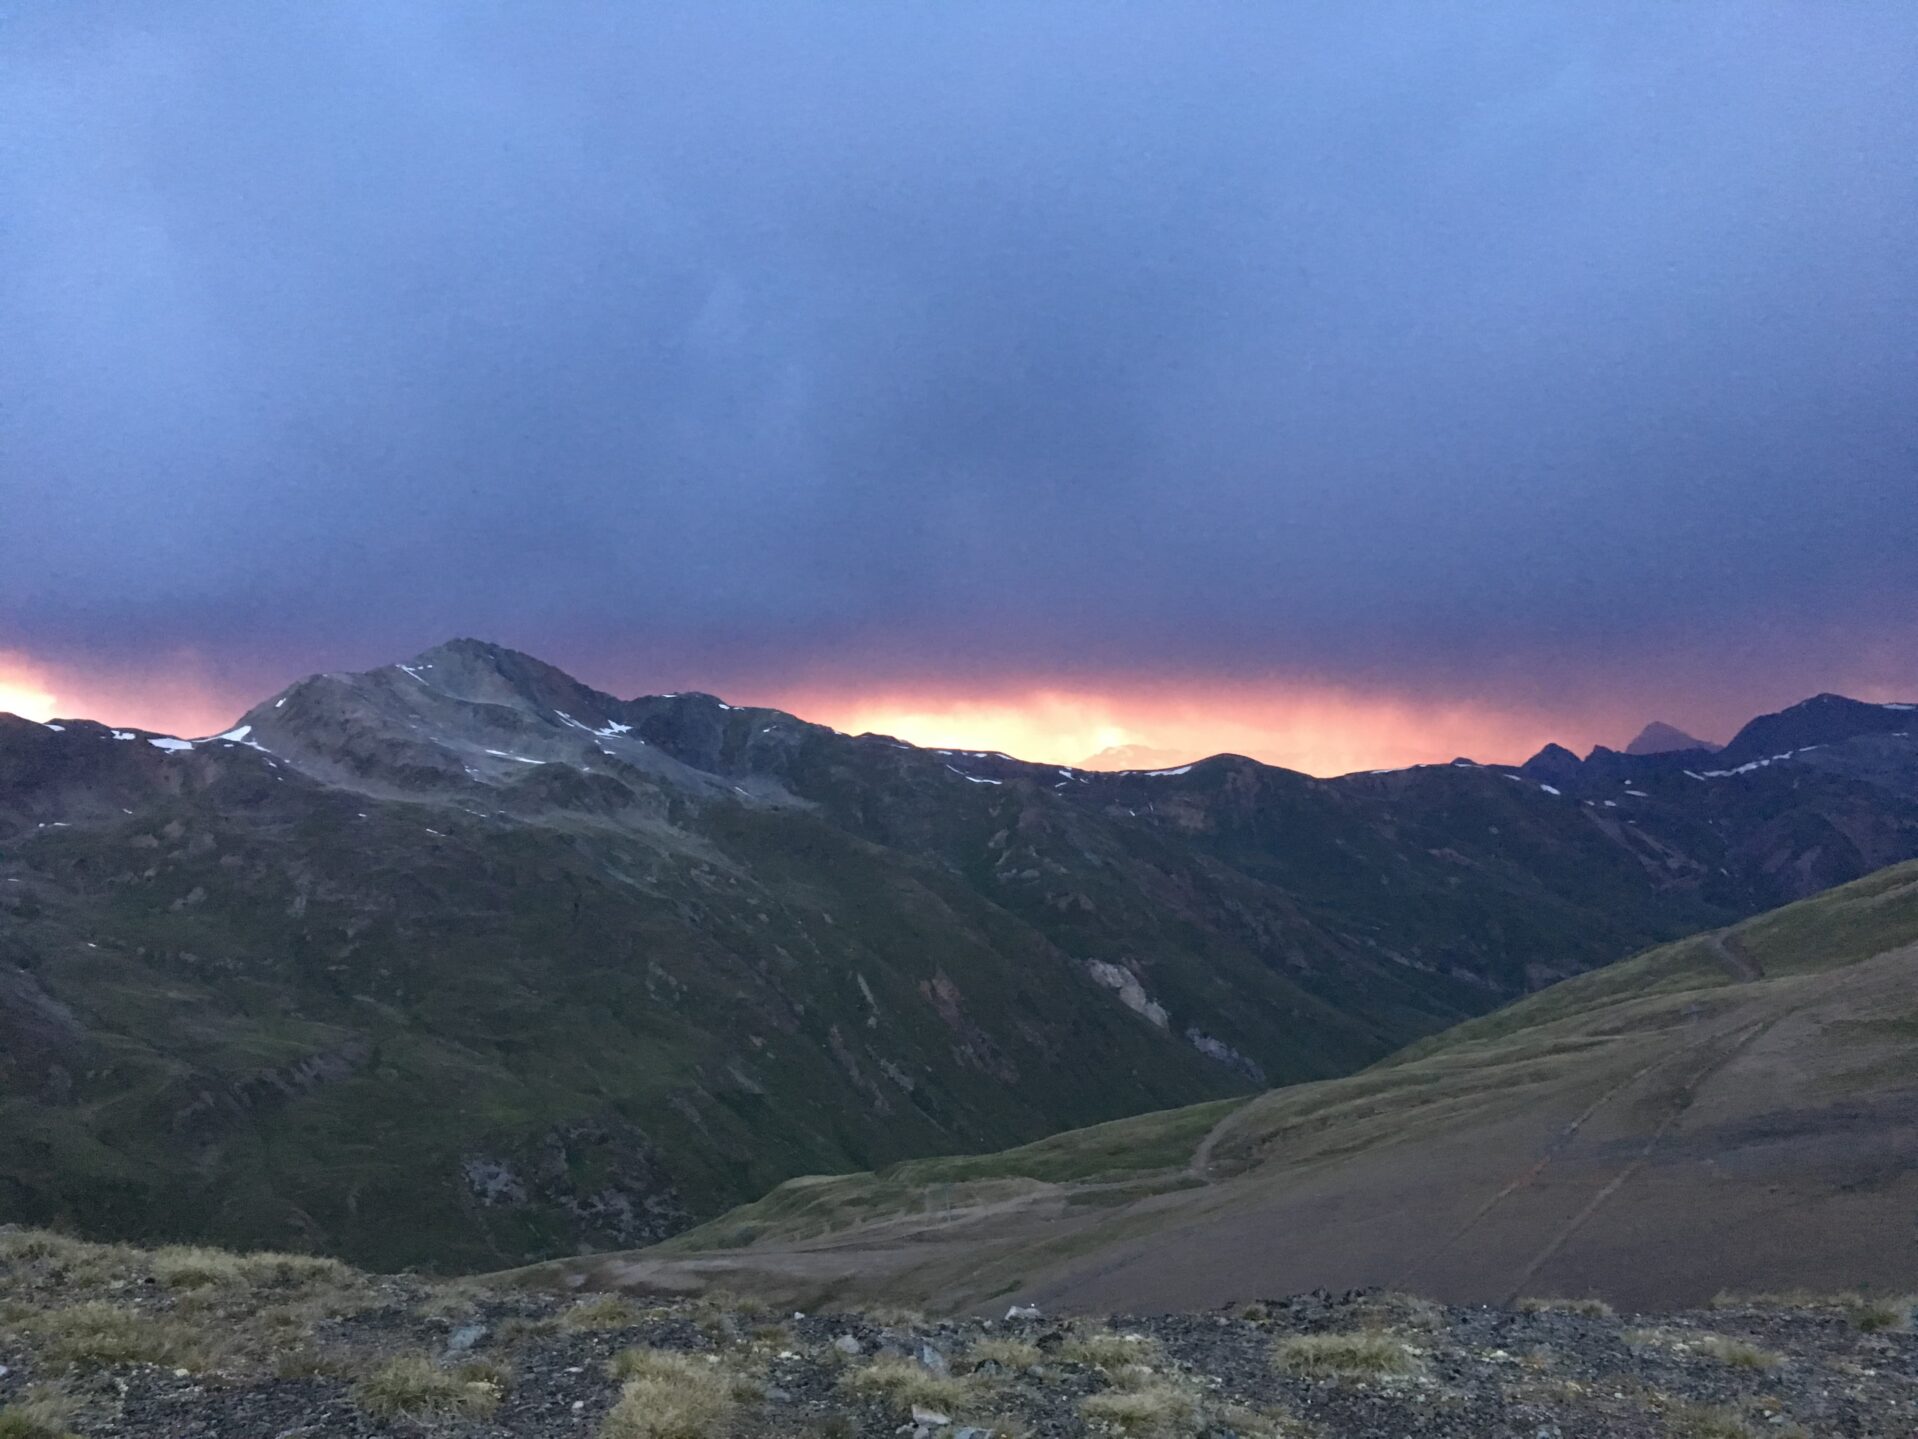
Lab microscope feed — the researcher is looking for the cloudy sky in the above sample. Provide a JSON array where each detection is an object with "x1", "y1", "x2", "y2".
[{"x1": 4, "y1": 2, "x2": 1915, "y2": 772}]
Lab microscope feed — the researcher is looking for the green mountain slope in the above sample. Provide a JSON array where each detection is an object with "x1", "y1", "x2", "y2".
[{"x1": 584, "y1": 859, "x2": 1918, "y2": 1312}]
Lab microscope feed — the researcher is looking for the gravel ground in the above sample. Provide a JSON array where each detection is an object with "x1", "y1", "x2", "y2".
[{"x1": 2, "y1": 1231, "x2": 1914, "y2": 1438}]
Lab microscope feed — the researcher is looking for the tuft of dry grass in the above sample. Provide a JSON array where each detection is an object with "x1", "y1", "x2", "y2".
[
  {"x1": 1080, "y1": 1382, "x2": 1200, "y2": 1437},
  {"x1": 151, "y1": 1246, "x2": 245, "y2": 1289},
  {"x1": 24, "y1": 1301, "x2": 213, "y2": 1371},
  {"x1": 1691, "y1": 1335, "x2": 1784, "y2": 1370},
  {"x1": 607, "y1": 1348, "x2": 758, "y2": 1399},
  {"x1": 858, "y1": 1303, "x2": 924, "y2": 1328},
  {"x1": 1057, "y1": 1328, "x2": 1159, "y2": 1371},
  {"x1": 600, "y1": 1350, "x2": 739, "y2": 1439},
  {"x1": 561, "y1": 1293, "x2": 647, "y2": 1332},
  {"x1": 840, "y1": 1355, "x2": 978, "y2": 1415},
  {"x1": 235, "y1": 1251, "x2": 356, "y2": 1289},
  {"x1": 1519, "y1": 1296, "x2": 1614, "y2": 1319},
  {"x1": 0, "y1": 1231, "x2": 143, "y2": 1288},
  {"x1": 1845, "y1": 1295, "x2": 1914, "y2": 1332},
  {"x1": 1273, "y1": 1331, "x2": 1420, "y2": 1379},
  {"x1": 0, "y1": 1386, "x2": 82, "y2": 1439},
  {"x1": 0, "y1": 1232, "x2": 87, "y2": 1265},
  {"x1": 965, "y1": 1336, "x2": 1043, "y2": 1372},
  {"x1": 353, "y1": 1354, "x2": 501, "y2": 1420},
  {"x1": 1353, "y1": 1292, "x2": 1445, "y2": 1333},
  {"x1": 1, "y1": 1229, "x2": 359, "y2": 1304},
  {"x1": 1712, "y1": 1288, "x2": 1914, "y2": 1333}
]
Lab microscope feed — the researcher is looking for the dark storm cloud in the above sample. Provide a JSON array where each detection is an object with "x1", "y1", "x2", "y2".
[{"x1": 4, "y1": 1, "x2": 1916, "y2": 712}]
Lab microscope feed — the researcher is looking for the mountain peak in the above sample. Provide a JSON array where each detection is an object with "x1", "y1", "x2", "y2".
[
  {"x1": 400, "y1": 638, "x2": 595, "y2": 709},
  {"x1": 1718, "y1": 692, "x2": 1918, "y2": 765},
  {"x1": 1624, "y1": 721, "x2": 1719, "y2": 756}
]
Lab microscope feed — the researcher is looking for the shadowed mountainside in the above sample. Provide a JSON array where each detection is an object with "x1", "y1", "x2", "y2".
[{"x1": 3, "y1": 639, "x2": 1918, "y2": 1270}]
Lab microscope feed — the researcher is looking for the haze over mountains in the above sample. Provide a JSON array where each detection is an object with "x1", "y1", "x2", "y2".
[{"x1": 4, "y1": 639, "x2": 1918, "y2": 1272}]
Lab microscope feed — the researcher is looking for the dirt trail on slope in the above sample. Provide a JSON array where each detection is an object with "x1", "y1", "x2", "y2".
[
  {"x1": 1707, "y1": 929, "x2": 1764, "y2": 981},
  {"x1": 551, "y1": 943, "x2": 1918, "y2": 1317},
  {"x1": 1392, "y1": 1025, "x2": 1735, "y2": 1294},
  {"x1": 1495, "y1": 1020, "x2": 1772, "y2": 1304}
]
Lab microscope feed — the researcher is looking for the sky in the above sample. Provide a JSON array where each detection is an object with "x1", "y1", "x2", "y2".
[{"x1": 4, "y1": 2, "x2": 1916, "y2": 774}]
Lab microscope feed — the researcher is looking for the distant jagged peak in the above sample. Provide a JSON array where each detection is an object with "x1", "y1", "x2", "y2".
[{"x1": 1624, "y1": 721, "x2": 1720, "y2": 756}]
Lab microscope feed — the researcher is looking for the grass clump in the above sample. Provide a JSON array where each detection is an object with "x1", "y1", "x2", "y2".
[
  {"x1": 1691, "y1": 1335, "x2": 1783, "y2": 1370},
  {"x1": 0, "y1": 1231, "x2": 142, "y2": 1287},
  {"x1": 600, "y1": 1350, "x2": 738, "y2": 1439},
  {"x1": 29, "y1": 1302, "x2": 211, "y2": 1371},
  {"x1": 965, "y1": 1336, "x2": 1042, "y2": 1372},
  {"x1": 353, "y1": 1354, "x2": 501, "y2": 1420},
  {"x1": 1712, "y1": 1288, "x2": 1914, "y2": 1332},
  {"x1": 0, "y1": 1387, "x2": 81, "y2": 1439},
  {"x1": 561, "y1": 1293, "x2": 646, "y2": 1331},
  {"x1": 1273, "y1": 1331, "x2": 1420, "y2": 1380},
  {"x1": 1353, "y1": 1291, "x2": 1444, "y2": 1332},
  {"x1": 840, "y1": 1355, "x2": 977, "y2": 1415},
  {"x1": 0, "y1": 1232, "x2": 87, "y2": 1266},
  {"x1": 1519, "y1": 1296, "x2": 1614, "y2": 1319},
  {"x1": 235, "y1": 1251, "x2": 356, "y2": 1289},
  {"x1": 608, "y1": 1348, "x2": 757, "y2": 1399},
  {"x1": 1845, "y1": 1295, "x2": 1913, "y2": 1332},
  {"x1": 1080, "y1": 1382, "x2": 1200, "y2": 1437},
  {"x1": 151, "y1": 1245, "x2": 244, "y2": 1289},
  {"x1": 1057, "y1": 1328, "x2": 1158, "y2": 1371}
]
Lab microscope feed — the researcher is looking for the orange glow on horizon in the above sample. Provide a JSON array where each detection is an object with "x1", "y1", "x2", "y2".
[
  {"x1": 5, "y1": 644, "x2": 1660, "y2": 776},
  {"x1": 0, "y1": 649, "x2": 239, "y2": 740},
  {"x1": 772, "y1": 681, "x2": 1618, "y2": 776}
]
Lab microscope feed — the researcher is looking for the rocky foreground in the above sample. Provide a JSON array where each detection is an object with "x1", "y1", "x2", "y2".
[{"x1": 1, "y1": 1229, "x2": 1913, "y2": 1438}]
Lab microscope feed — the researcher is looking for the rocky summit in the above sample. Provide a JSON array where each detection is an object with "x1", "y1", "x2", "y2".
[{"x1": 4, "y1": 641, "x2": 1918, "y2": 1272}]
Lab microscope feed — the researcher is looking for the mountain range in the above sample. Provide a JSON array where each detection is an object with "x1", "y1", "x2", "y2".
[{"x1": 3, "y1": 638, "x2": 1917, "y2": 1270}]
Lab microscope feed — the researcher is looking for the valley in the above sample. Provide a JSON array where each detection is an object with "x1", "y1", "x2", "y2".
[{"x1": 576, "y1": 860, "x2": 1918, "y2": 1315}]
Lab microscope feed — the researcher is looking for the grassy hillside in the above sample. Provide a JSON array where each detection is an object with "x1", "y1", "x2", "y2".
[{"x1": 577, "y1": 859, "x2": 1918, "y2": 1313}]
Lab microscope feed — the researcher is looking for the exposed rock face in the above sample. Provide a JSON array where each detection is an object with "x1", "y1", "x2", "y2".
[
  {"x1": 1084, "y1": 961, "x2": 1168, "y2": 1028},
  {"x1": 4, "y1": 639, "x2": 1918, "y2": 1268},
  {"x1": 462, "y1": 1121, "x2": 691, "y2": 1250}
]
